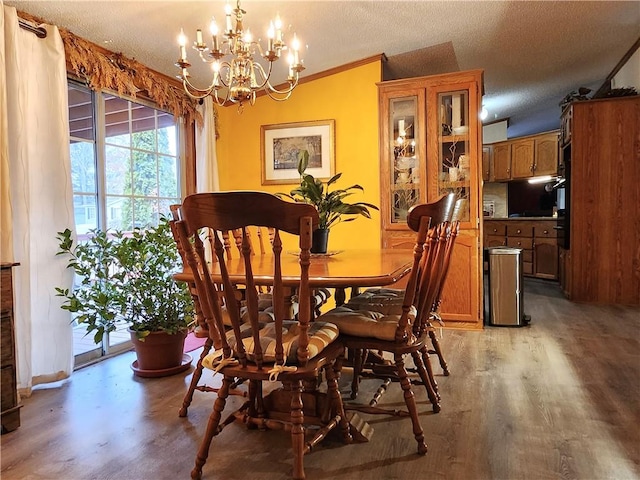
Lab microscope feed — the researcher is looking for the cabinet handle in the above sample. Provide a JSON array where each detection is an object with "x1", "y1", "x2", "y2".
[
  {"x1": 543, "y1": 230, "x2": 549, "y2": 234},
  {"x1": 517, "y1": 229, "x2": 521, "y2": 234},
  {"x1": 517, "y1": 241, "x2": 521, "y2": 246}
]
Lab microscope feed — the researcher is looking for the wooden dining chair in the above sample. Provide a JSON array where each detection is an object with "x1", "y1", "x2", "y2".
[
  {"x1": 170, "y1": 205, "x2": 272, "y2": 417},
  {"x1": 341, "y1": 195, "x2": 462, "y2": 403},
  {"x1": 318, "y1": 194, "x2": 455, "y2": 454},
  {"x1": 174, "y1": 191, "x2": 351, "y2": 480}
]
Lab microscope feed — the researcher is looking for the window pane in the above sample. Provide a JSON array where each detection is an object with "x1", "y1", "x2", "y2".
[
  {"x1": 132, "y1": 152, "x2": 158, "y2": 196},
  {"x1": 133, "y1": 198, "x2": 157, "y2": 229},
  {"x1": 68, "y1": 85, "x2": 94, "y2": 141},
  {"x1": 105, "y1": 94, "x2": 131, "y2": 147},
  {"x1": 105, "y1": 145, "x2": 131, "y2": 195},
  {"x1": 157, "y1": 122, "x2": 176, "y2": 156},
  {"x1": 159, "y1": 155, "x2": 178, "y2": 197},
  {"x1": 132, "y1": 104, "x2": 157, "y2": 152},
  {"x1": 158, "y1": 198, "x2": 179, "y2": 220},
  {"x1": 106, "y1": 196, "x2": 128, "y2": 231},
  {"x1": 70, "y1": 141, "x2": 96, "y2": 193},
  {"x1": 73, "y1": 194, "x2": 98, "y2": 234}
]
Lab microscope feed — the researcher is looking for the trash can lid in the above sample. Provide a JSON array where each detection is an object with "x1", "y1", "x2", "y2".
[{"x1": 487, "y1": 247, "x2": 522, "y2": 255}]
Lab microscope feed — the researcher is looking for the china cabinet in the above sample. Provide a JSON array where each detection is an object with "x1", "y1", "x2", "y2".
[{"x1": 378, "y1": 69, "x2": 483, "y2": 328}]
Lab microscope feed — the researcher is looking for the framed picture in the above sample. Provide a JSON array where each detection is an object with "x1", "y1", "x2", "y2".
[{"x1": 261, "y1": 119, "x2": 335, "y2": 185}]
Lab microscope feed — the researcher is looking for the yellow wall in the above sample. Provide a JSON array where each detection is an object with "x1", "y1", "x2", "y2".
[{"x1": 215, "y1": 59, "x2": 383, "y2": 250}]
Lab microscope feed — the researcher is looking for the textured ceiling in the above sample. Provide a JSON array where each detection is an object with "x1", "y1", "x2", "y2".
[{"x1": 6, "y1": 1, "x2": 640, "y2": 138}]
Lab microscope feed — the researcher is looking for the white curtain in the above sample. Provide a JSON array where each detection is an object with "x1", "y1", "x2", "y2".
[
  {"x1": 195, "y1": 96, "x2": 220, "y2": 193},
  {"x1": 1, "y1": 4, "x2": 75, "y2": 395}
]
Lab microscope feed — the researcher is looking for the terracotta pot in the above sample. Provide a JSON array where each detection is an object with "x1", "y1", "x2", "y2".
[{"x1": 129, "y1": 329, "x2": 187, "y2": 371}]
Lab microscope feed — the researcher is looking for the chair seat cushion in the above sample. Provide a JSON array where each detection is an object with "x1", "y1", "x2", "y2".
[
  {"x1": 204, "y1": 321, "x2": 339, "y2": 368},
  {"x1": 346, "y1": 288, "x2": 406, "y2": 315},
  {"x1": 318, "y1": 305, "x2": 416, "y2": 342}
]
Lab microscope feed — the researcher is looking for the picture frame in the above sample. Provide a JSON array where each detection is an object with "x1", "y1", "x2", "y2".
[{"x1": 261, "y1": 119, "x2": 335, "y2": 185}]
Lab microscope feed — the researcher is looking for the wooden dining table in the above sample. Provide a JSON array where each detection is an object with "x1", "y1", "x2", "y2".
[{"x1": 174, "y1": 248, "x2": 413, "y2": 307}]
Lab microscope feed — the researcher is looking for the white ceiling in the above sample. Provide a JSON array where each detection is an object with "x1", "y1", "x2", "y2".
[{"x1": 6, "y1": 1, "x2": 640, "y2": 138}]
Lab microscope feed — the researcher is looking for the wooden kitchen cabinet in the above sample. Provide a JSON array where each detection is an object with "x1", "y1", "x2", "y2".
[
  {"x1": 533, "y1": 133, "x2": 559, "y2": 176},
  {"x1": 482, "y1": 219, "x2": 558, "y2": 280},
  {"x1": 482, "y1": 145, "x2": 492, "y2": 181},
  {"x1": 562, "y1": 96, "x2": 640, "y2": 305},
  {"x1": 486, "y1": 131, "x2": 558, "y2": 181},
  {"x1": 378, "y1": 69, "x2": 484, "y2": 328},
  {"x1": 510, "y1": 138, "x2": 535, "y2": 179},
  {"x1": 492, "y1": 143, "x2": 511, "y2": 180}
]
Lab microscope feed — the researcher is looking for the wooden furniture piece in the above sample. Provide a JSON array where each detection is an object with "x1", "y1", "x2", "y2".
[
  {"x1": 174, "y1": 191, "x2": 352, "y2": 480},
  {"x1": 378, "y1": 69, "x2": 484, "y2": 328},
  {"x1": 1, "y1": 263, "x2": 21, "y2": 434},
  {"x1": 341, "y1": 194, "x2": 461, "y2": 402},
  {"x1": 483, "y1": 219, "x2": 558, "y2": 280},
  {"x1": 320, "y1": 195, "x2": 457, "y2": 454},
  {"x1": 560, "y1": 96, "x2": 640, "y2": 305},
  {"x1": 487, "y1": 131, "x2": 559, "y2": 181}
]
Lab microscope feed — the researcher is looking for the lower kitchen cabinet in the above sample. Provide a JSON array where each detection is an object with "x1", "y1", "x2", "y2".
[{"x1": 483, "y1": 219, "x2": 558, "y2": 280}]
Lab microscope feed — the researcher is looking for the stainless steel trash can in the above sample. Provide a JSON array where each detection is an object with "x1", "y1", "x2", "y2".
[{"x1": 487, "y1": 247, "x2": 528, "y2": 326}]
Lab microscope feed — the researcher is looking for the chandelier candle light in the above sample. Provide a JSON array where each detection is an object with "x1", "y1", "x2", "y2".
[{"x1": 176, "y1": 0, "x2": 305, "y2": 109}]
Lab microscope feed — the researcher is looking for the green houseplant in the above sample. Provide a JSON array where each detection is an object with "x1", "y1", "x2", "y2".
[
  {"x1": 55, "y1": 217, "x2": 194, "y2": 374},
  {"x1": 279, "y1": 151, "x2": 379, "y2": 253}
]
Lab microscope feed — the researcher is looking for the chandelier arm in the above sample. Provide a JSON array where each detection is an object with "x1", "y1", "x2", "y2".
[{"x1": 250, "y1": 61, "x2": 274, "y2": 90}]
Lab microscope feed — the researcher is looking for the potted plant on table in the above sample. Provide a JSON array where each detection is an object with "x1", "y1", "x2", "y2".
[
  {"x1": 279, "y1": 151, "x2": 379, "y2": 253},
  {"x1": 55, "y1": 217, "x2": 194, "y2": 377}
]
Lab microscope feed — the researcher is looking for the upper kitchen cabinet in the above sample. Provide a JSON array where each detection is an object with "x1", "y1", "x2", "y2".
[
  {"x1": 378, "y1": 69, "x2": 483, "y2": 328},
  {"x1": 487, "y1": 131, "x2": 559, "y2": 181}
]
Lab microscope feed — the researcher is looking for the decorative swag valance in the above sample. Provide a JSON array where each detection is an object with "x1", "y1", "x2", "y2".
[{"x1": 17, "y1": 11, "x2": 204, "y2": 126}]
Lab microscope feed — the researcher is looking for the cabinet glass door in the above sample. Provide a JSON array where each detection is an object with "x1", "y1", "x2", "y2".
[
  {"x1": 389, "y1": 97, "x2": 420, "y2": 223},
  {"x1": 438, "y1": 89, "x2": 471, "y2": 222}
]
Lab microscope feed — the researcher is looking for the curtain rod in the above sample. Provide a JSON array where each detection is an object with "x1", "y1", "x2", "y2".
[{"x1": 18, "y1": 19, "x2": 47, "y2": 38}]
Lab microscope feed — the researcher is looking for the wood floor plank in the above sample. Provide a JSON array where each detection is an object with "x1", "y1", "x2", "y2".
[{"x1": 1, "y1": 279, "x2": 639, "y2": 479}]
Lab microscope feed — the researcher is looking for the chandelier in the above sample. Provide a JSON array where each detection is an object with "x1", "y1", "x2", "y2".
[{"x1": 175, "y1": 0, "x2": 305, "y2": 109}]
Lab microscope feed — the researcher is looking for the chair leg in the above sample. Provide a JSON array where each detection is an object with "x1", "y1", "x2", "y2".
[
  {"x1": 395, "y1": 354, "x2": 428, "y2": 455},
  {"x1": 428, "y1": 328, "x2": 450, "y2": 376},
  {"x1": 191, "y1": 375, "x2": 232, "y2": 480},
  {"x1": 350, "y1": 348, "x2": 364, "y2": 399},
  {"x1": 326, "y1": 356, "x2": 353, "y2": 444},
  {"x1": 179, "y1": 337, "x2": 214, "y2": 417},
  {"x1": 290, "y1": 380, "x2": 306, "y2": 480},
  {"x1": 412, "y1": 349, "x2": 441, "y2": 413}
]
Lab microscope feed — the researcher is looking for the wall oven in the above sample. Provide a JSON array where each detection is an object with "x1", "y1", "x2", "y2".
[{"x1": 555, "y1": 148, "x2": 570, "y2": 249}]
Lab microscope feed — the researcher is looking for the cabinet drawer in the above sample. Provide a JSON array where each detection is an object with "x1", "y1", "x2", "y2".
[
  {"x1": 1, "y1": 316, "x2": 13, "y2": 366},
  {"x1": 507, "y1": 237, "x2": 533, "y2": 249},
  {"x1": 485, "y1": 235, "x2": 506, "y2": 248},
  {"x1": 484, "y1": 223, "x2": 506, "y2": 236},
  {"x1": 1, "y1": 366, "x2": 16, "y2": 411},
  {"x1": 1, "y1": 269, "x2": 12, "y2": 314},
  {"x1": 535, "y1": 224, "x2": 557, "y2": 238},
  {"x1": 507, "y1": 225, "x2": 533, "y2": 237}
]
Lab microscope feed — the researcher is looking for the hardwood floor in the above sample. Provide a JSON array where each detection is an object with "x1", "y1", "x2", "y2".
[{"x1": 2, "y1": 279, "x2": 639, "y2": 480}]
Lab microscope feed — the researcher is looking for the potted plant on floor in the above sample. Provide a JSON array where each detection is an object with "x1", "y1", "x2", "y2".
[
  {"x1": 279, "y1": 151, "x2": 379, "y2": 253},
  {"x1": 55, "y1": 217, "x2": 194, "y2": 377}
]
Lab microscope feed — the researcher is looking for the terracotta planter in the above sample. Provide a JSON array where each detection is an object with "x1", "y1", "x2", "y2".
[{"x1": 129, "y1": 329, "x2": 191, "y2": 377}]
